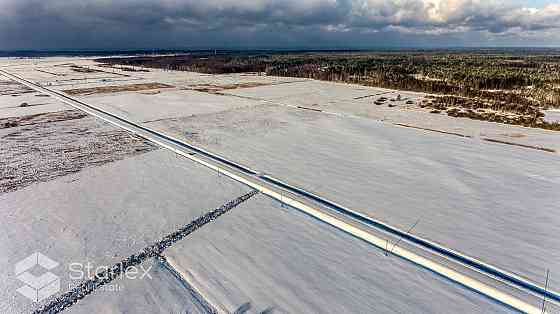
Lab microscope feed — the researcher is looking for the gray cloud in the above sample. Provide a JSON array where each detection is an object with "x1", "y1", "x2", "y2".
[{"x1": 0, "y1": 0, "x2": 559, "y2": 50}]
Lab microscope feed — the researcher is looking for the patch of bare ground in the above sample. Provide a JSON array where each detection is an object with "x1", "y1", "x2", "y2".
[
  {"x1": 0, "y1": 110, "x2": 157, "y2": 193},
  {"x1": 0, "y1": 110, "x2": 87, "y2": 129},
  {"x1": 69, "y1": 65, "x2": 102, "y2": 73},
  {"x1": 186, "y1": 82, "x2": 271, "y2": 93},
  {"x1": 63, "y1": 83, "x2": 174, "y2": 96},
  {"x1": 0, "y1": 79, "x2": 34, "y2": 96}
]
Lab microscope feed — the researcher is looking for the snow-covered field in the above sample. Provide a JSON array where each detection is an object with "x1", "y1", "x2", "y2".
[
  {"x1": 544, "y1": 110, "x2": 560, "y2": 123},
  {"x1": 0, "y1": 78, "x2": 69, "y2": 118},
  {"x1": 0, "y1": 133, "x2": 513, "y2": 314},
  {"x1": 83, "y1": 89, "x2": 266, "y2": 123},
  {"x1": 166, "y1": 194, "x2": 513, "y2": 314},
  {"x1": 0, "y1": 147, "x2": 250, "y2": 313},
  {"x1": 221, "y1": 79, "x2": 560, "y2": 152},
  {"x1": 1, "y1": 56, "x2": 558, "y2": 313},
  {"x1": 66, "y1": 259, "x2": 210, "y2": 314},
  {"x1": 148, "y1": 103, "x2": 560, "y2": 291}
]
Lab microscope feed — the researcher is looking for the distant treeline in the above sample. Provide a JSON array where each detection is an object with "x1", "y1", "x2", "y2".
[{"x1": 98, "y1": 52, "x2": 560, "y2": 110}]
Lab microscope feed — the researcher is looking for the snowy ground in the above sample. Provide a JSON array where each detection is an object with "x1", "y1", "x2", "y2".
[
  {"x1": 9, "y1": 55, "x2": 555, "y2": 151},
  {"x1": 166, "y1": 194, "x2": 513, "y2": 314},
  {"x1": 147, "y1": 103, "x2": 560, "y2": 291},
  {"x1": 0, "y1": 110, "x2": 155, "y2": 193},
  {"x1": 0, "y1": 78, "x2": 68, "y2": 119},
  {"x1": 83, "y1": 89, "x2": 266, "y2": 123},
  {"x1": 1, "y1": 56, "x2": 558, "y2": 313},
  {"x1": 544, "y1": 110, "x2": 560, "y2": 123},
  {"x1": 0, "y1": 148, "x2": 250, "y2": 313},
  {"x1": 66, "y1": 259, "x2": 210, "y2": 314},
  {"x1": 222, "y1": 79, "x2": 560, "y2": 152},
  {"x1": 0, "y1": 136, "x2": 512, "y2": 314}
]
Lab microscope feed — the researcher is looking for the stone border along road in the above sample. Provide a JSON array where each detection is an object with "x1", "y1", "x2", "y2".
[
  {"x1": 33, "y1": 190, "x2": 259, "y2": 314},
  {"x1": 1, "y1": 69, "x2": 555, "y2": 314}
]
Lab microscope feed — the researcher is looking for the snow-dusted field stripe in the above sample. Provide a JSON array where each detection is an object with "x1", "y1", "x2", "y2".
[{"x1": 0, "y1": 69, "x2": 550, "y2": 313}]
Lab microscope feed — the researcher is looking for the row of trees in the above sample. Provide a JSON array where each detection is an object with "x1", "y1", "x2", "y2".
[{"x1": 97, "y1": 52, "x2": 560, "y2": 110}]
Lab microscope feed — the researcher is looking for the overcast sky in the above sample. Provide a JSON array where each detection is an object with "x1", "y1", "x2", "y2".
[{"x1": 0, "y1": 0, "x2": 559, "y2": 50}]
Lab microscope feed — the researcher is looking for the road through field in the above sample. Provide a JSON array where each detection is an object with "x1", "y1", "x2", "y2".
[{"x1": 2, "y1": 68, "x2": 556, "y2": 313}]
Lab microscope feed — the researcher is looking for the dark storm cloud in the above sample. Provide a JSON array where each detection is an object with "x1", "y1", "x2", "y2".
[{"x1": 0, "y1": 0, "x2": 559, "y2": 50}]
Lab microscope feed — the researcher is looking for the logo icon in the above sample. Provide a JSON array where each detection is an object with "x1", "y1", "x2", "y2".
[{"x1": 15, "y1": 252, "x2": 60, "y2": 302}]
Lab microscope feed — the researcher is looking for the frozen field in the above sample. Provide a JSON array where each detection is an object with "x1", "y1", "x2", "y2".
[
  {"x1": 0, "y1": 148, "x2": 250, "y2": 313},
  {"x1": 545, "y1": 110, "x2": 560, "y2": 123},
  {"x1": 165, "y1": 194, "x2": 513, "y2": 314},
  {"x1": 83, "y1": 89, "x2": 266, "y2": 123},
  {"x1": 0, "y1": 151, "x2": 512, "y2": 314},
  {"x1": 319, "y1": 98, "x2": 560, "y2": 152},
  {"x1": 222, "y1": 79, "x2": 560, "y2": 152},
  {"x1": 148, "y1": 104, "x2": 560, "y2": 291},
  {"x1": 67, "y1": 259, "x2": 210, "y2": 314},
  {"x1": 222, "y1": 79, "x2": 422, "y2": 107},
  {"x1": 0, "y1": 78, "x2": 69, "y2": 119},
  {"x1": 1, "y1": 56, "x2": 559, "y2": 313},
  {"x1": 0, "y1": 120, "x2": 512, "y2": 314}
]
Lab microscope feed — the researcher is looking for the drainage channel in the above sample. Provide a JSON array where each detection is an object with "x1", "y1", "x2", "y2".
[
  {"x1": 33, "y1": 190, "x2": 259, "y2": 314},
  {"x1": 2, "y1": 69, "x2": 554, "y2": 313}
]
